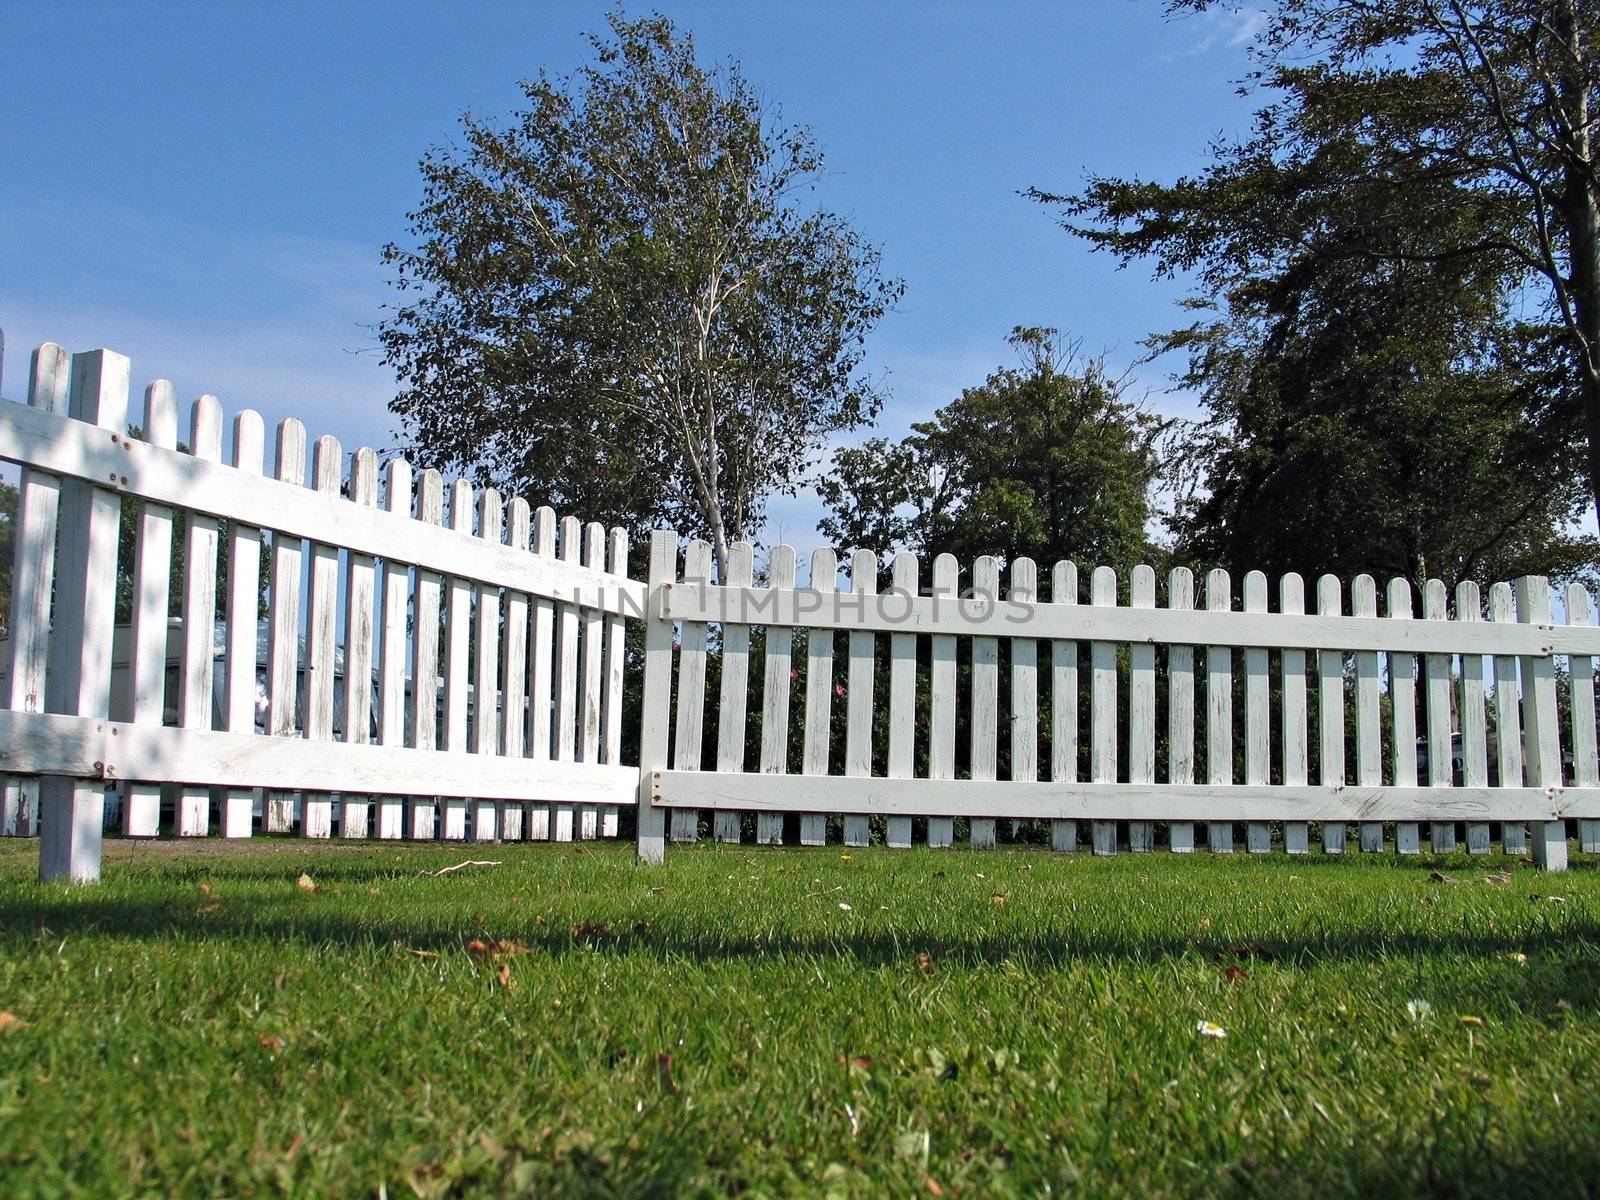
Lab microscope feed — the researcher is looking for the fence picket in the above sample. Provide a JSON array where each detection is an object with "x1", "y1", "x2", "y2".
[
  {"x1": 1091, "y1": 565, "x2": 1119, "y2": 856},
  {"x1": 969, "y1": 556, "x2": 1000, "y2": 849},
  {"x1": 1456, "y1": 582, "x2": 1490, "y2": 853},
  {"x1": 1567, "y1": 584, "x2": 1599, "y2": 853},
  {"x1": 39, "y1": 350, "x2": 128, "y2": 882},
  {"x1": 756, "y1": 545, "x2": 797, "y2": 846},
  {"x1": 1388, "y1": 579, "x2": 1420, "y2": 855},
  {"x1": 843, "y1": 549, "x2": 877, "y2": 848},
  {"x1": 602, "y1": 527, "x2": 629, "y2": 837},
  {"x1": 886, "y1": 552, "x2": 918, "y2": 849},
  {"x1": 1352, "y1": 576, "x2": 1383, "y2": 852},
  {"x1": 552, "y1": 515, "x2": 582, "y2": 842},
  {"x1": 1243, "y1": 571, "x2": 1270, "y2": 854},
  {"x1": 671, "y1": 539, "x2": 712, "y2": 843},
  {"x1": 221, "y1": 410, "x2": 266, "y2": 839},
  {"x1": 298, "y1": 434, "x2": 342, "y2": 840},
  {"x1": 2, "y1": 344, "x2": 69, "y2": 839},
  {"x1": 1517, "y1": 577, "x2": 1567, "y2": 870},
  {"x1": 407, "y1": 470, "x2": 444, "y2": 840},
  {"x1": 800, "y1": 548, "x2": 838, "y2": 846},
  {"x1": 264, "y1": 419, "x2": 307, "y2": 836},
  {"x1": 1317, "y1": 575, "x2": 1347, "y2": 854},
  {"x1": 338, "y1": 447, "x2": 378, "y2": 839},
  {"x1": 1205, "y1": 569, "x2": 1233, "y2": 854},
  {"x1": 1128, "y1": 565, "x2": 1156, "y2": 852},
  {"x1": 1422, "y1": 580, "x2": 1456, "y2": 853},
  {"x1": 176, "y1": 396, "x2": 223, "y2": 837},
  {"x1": 471, "y1": 490, "x2": 504, "y2": 843},
  {"x1": 578, "y1": 522, "x2": 606, "y2": 839},
  {"x1": 1050, "y1": 561, "x2": 1080, "y2": 853},
  {"x1": 499, "y1": 499, "x2": 530, "y2": 842},
  {"x1": 527, "y1": 507, "x2": 557, "y2": 840},
  {"x1": 714, "y1": 542, "x2": 756, "y2": 843},
  {"x1": 1490, "y1": 583, "x2": 1526, "y2": 854},
  {"x1": 437, "y1": 480, "x2": 475, "y2": 841},
  {"x1": 1010, "y1": 558, "x2": 1039, "y2": 837},
  {"x1": 1279, "y1": 574, "x2": 1309, "y2": 855},
  {"x1": 928, "y1": 554, "x2": 959, "y2": 849},
  {"x1": 375, "y1": 458, "x2": 413, "y2": 840},
  {"x1": 123, "y1": 380, "x2": 177, "y2": 838},
  {"x1": 1166, "y1": 568, "x2": 1195, "y2": 853}
]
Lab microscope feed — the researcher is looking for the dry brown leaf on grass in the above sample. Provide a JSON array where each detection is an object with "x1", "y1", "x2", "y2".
[
  {"x1": 258, "y1": 1034, "x2": 285, "y2": 1051},
  {"x1": 1484, "y1": 872, "x2": 1512, "y2": 885},
  {"x1": 496, "y1": 962, "x2": 514, "y2": 990},
  {"x1": 295, "y1": 874, "x2": 317, "y2": 892},
  {"x1": 656, "y1": 1052, "x2": 679, "y2": 1095},
  {"x1": 197, "y1": 901, "x2": 222, "y2": 915},
  {"x1": 990, "y1": 893, "x2": 1007, "y2": 906},
  {"x1": 196, "y1": 883, "x2": 211, "y2": 895},
  {"x1": 1429, "y1": 871, "x2": 1458, "y2": 884},
  {"x1": 915, "y1": 953, "x2": 934, "y2": 975},
  {"x1": 836, "y1": 1054, "x2": 873, "y2": 1071},
  {"x1": 0, "y1": 1012, "x2": 25, "y2": 1035}
]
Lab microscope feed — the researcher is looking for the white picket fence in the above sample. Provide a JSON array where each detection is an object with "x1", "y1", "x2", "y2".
[
  {"x1": 2, "y1": 332, "x2": 1597, "y2": 880},
  {"x1": 636, "y1": 536, "x2": 1600, "y2": 872},
  {"x1": 0, "y1": 339, "x2": 639, "y2": 881}
]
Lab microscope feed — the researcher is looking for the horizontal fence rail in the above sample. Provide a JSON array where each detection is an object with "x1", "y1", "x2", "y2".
[
  {"x1": 1, "y1": 338, "x2": 639, "y2": 881},
  {"x1": 636, "y1": 533, "x2": 1599, "y2": 871}
]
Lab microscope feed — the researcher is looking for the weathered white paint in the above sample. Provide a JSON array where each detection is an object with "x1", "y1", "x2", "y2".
[{"x1": 755, "y1": 545, "x2": 796, "y2": 847}]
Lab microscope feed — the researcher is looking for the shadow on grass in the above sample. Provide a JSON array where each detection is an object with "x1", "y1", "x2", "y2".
[{"x1": 2, "y1": 887, "x2": 1597, "y2": 1017}]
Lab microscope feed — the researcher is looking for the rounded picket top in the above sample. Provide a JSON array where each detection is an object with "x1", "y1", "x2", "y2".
[
  {"x1": 850, "y1": 548, "x2": 878, "y2": 591},
  {"x1": 1567, "y1": 581, "x2": 1594, "y2": 626},
  {"x1": 274, "y1": 417, "x2": 308, "y2": 483},
  {"x1": 506, "y1": 496, "x2": 531, "y2": 548},
  {"x1": 1167, "y1": 565, "x2": 1194, "y2": 608},
  {"x1": 890, "y1": 550, "x2": 919, "y2": 594},
  {"x1": 1489, "y1": 580, "x2": 1516, "y2": 622},
  {"x1": 1205, "y1": 567, "x2": 1231, "y2": 611},
  {"x1": 1009, "y1": 556, "x2": 1037, "y2": 603},
  {"x1": 932, "y1": 553, "x2": 959, "y2": 593},
  {"x1": 383, "y1": 455, "x2": 413, "y2": 515},
  {"x1": 532, "y1": 505, "x2": 557, "y2": 552},
  {"x1": 809, "y1": 545, "x2": 838, "y2": 590},
  {"x1": 449, "y1": 478, "x2": 475, "y2": 533},
  {"x1": 1130, "y1": 563, "x2": 1156, "y2": 606},
  {"x1": 1091, "y1": 564, "x2": 1117, "y2": 605},
  {"x1": 768, "y1": 541, "x2": 797, "y2": 586},
  {"x1": 141, "y1": 380, "x2": 179, "y2": 447},
  {"x1": 1351, "y1": 573, "x2": 1377, "y2": 615},
  {"x1": 1052, "y1": 559, "x2": 1078, "y2": 604},
  {"x1": 29, "y1": 342, "x2": 70, "y2": 413},
  {"x1": 582, "y1": 519, "x2": 604, "y2": 566},
  {"x1": 1454, "y1": 578, "x2": 1481, "y2": 621},
  {"x1": 349, "y1": 446, "x2": 379, "y2": 505},
  {"x1": 1317, "y1": 573, "x2": 1343, "y2": 615},
  {"x1": 1278, "y1": 571, "x2": 1304, "y2": 613},
  {"x1": 232, "y1": 409, "x2": 265, "y2": 474},
  {"x1": 973, "y1": 555, "x2": 1000, "y2": 600},
  {"x1": 1243, "y1": 569, "x2": 1267, "y2": 611},
  {"x1": 1386, "y1": 575, "x2": 1414, "y2": 617},
  {"x1": 190, "y1": 394, "x2": 224, "y2": 460}
]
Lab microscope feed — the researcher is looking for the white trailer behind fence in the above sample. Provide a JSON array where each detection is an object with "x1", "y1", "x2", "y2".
[{"x1": 1, "y1": 332, "x2": 1597, "y2": 879}]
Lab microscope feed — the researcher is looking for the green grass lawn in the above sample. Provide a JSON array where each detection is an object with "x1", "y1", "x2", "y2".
[{"x1": 1, "y1": 837, "x2": 1598, "y2": 1198}]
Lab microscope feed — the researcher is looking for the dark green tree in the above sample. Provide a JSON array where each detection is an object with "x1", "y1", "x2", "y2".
[
  {"x1": 1032, "y1": 0, "x2": 1599, "y2": 588},
  {"x1": 381, "y1": 11, "x2": 901, "y2": 580},
  {"x1": 818, "y1": 327, "x2": 1164, "y2": 575}
]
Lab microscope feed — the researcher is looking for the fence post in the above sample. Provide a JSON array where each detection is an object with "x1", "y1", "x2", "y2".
[
  {"x1": 39, "y1": 349, "x2": 129, "y2": 883},
  {"x1": 636, "y1": 530, "x2": 676, "y2": 863},
  {"x1": 1515, "y1": 576, "x2": 1566, "y2": 871}
]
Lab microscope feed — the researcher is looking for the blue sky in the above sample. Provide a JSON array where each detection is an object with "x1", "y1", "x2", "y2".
[{"x1": 0, "y1": 1, "x2": 1264, "y2": 548}]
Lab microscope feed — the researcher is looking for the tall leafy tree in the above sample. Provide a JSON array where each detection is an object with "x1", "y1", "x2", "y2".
[
  {"x1": 381, "y1": 11, "x2": 901, "y2": 578},
  {"x1": 819, "y1": 327, "x2": 1164, "y2": 574},
  {"x1": 1032, "y1": 0, "x2": 1598, "y2": 587}
]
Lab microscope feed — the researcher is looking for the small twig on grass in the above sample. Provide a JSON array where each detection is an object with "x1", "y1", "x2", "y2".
[{"x1": 429, "y1": 860, "x2": 503, "y2": 877}]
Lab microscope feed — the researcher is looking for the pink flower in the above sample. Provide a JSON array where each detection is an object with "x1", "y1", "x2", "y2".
[
  {"x1": 790, "y1": 668, "x2": 799, "y2": 681},
  {"x1": 833, "y1": 683, "x2": 846, "y2": 698}
]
